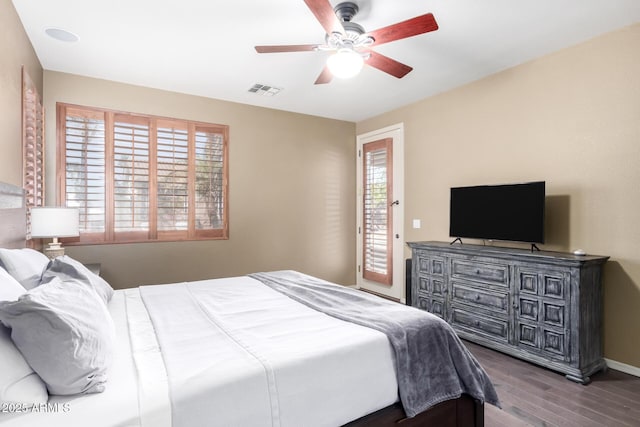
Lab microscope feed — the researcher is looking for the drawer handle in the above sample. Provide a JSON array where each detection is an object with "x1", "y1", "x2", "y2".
[
  {"x1": 475, "y1": 295, "x2": 481, "y2": 301},
  {"x1": 476, "y1": 269, "x2": 481, "y2": 275},
  {"x1": 475, "y1": 320, "x2": 481, "y2": 327}
]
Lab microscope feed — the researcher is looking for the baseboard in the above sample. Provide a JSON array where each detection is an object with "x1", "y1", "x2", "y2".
[
  {"x1": 605, "y1": 358, "x2": 640, "y2": 378},
  {"x1": 358, "y1": 287, "x2": 401, "y2": 302}
]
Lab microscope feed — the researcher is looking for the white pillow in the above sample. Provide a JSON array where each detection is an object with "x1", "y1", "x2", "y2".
[
  {"x1": 0, "y1": 266, "x2": 25, "y2": 301},
  {"x1": 0, "y1": 248, "x2": 50, "y2": 290},
  {"x1": 0, "y1": 276, "x2": 115, "y2": 395},
  {"x1": 0, "y1": 267, "x2": 48, "y2": 405},
  {"x1": 42, "y1": 255, "x2": 114, "y2": 304}
]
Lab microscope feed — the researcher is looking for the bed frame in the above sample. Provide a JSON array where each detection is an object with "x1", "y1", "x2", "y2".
[
  {"x1": 0, "y1": 181, "x2": 484, "y2": 426},
  {"x1": 344, "y1": 395, "x2": 483, "y2": 427},
  {"x1": 0, "y1": 182, "x2": 26, "y2": 249}
]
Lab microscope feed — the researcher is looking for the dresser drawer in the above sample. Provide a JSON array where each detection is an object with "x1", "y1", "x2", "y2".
[
  {"x1": 450, "y1": 307, "x2": 509, "y2": 342},
  {"x1": 417, "y1": 275, "x2": 447, "y2": 297},
  {"x1": 416, "y1": 295, "x2": 446, "y2": 319},
  {"x1": 416, "y1": 252, "x2": 445, "y2": 276},
  {"x1": 517, "y1": 297, "x2": 567, "y2": 328},
  {"x1": 516, "y1": 321, "x2": 568, "y2": 361},
  {"x1": 451, "y1": 259, "x2": 508, "y2": 286},
  {"x1": 516, "y1": 266, "x2": 570, "y2": 301},
  {"x1": 451, "y1": 281, "x2": 508, "y2": 314}
]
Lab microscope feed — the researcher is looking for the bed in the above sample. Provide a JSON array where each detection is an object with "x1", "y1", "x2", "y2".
[{"x1": 0, "y1": 182, "x2": 498, "y2": 426}]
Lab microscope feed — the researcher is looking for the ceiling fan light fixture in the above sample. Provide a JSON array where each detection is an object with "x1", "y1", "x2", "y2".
[{"x1": 327, "y1": 48, "x2": 364, "y2": 79}]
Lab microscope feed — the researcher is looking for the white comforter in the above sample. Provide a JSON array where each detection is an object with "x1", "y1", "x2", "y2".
[
  {"x1": 1, "y1": 276, "x2": 399, "y2": 426},
  {"x1": 137, "y1": 276, "x2": 398, "y2": 427}
]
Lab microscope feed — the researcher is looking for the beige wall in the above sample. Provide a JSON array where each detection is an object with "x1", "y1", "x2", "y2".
[
  {"x1": 357, "y1": 24, "x2": 640, "y2": 368},
  {"x1": 44, "y1": 71, "x2": 356, "y2": 288},
  {"x1": 0, "y1": 0, "x2": 43, "y2": 186}
]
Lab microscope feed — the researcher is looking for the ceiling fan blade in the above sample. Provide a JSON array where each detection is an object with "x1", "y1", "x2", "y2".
[
  {"x1": 365, "y1": 50, "x2": 413, "y2": 79},
  {"x1": 314, "y1": 66, "x2": 333, "y2": 85},
  {"x1": 304, "y1": 0, "x2": 345, "y2": 36},
  {"x1": 255, "y1": 44, "x2": 318, "y2": 53},
  {"x1": 367, "y1": 13, "x2": 438, "y2": 46}
]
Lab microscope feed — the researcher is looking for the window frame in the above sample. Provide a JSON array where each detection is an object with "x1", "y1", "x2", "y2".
[{"x1": 56, "y1": 102, "x2": 229, "y2": 245}]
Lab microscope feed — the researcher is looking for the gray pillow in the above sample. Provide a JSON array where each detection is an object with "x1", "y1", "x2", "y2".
[
  {"x1": 42, "y1": 255, "x2": 114, "y2": 304},
  {"x1": 0, "y1": 248, "x2": 49, "y2": 290},
  {"x1": 0, "y1": 276, "x2": 115, "y2": 395},
  {"x1": 0, "y1": 267, "x2": 48, "y2": 404}
]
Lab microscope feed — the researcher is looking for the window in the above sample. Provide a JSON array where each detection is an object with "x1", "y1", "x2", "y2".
[
  {"x1": 57, "y1": 103, "x2": 228, "y2": 244},
  {"x1": 22, "y1": 68, "x2": 45, "y2": 239}
]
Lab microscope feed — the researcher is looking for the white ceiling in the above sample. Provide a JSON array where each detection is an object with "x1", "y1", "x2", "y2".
[{"x1": 12, "y1": 0, "x2": 640, "y2": 122}]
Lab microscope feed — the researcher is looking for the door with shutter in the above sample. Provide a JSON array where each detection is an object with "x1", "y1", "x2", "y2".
[
  {"x1": 356, "y1": 124, "x2": 405, "y2": 301},
  {"x1": 362, "y1": 138, "x2": 393, "y2": 286}
]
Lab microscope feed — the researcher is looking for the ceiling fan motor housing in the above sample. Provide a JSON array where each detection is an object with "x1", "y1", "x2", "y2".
[
  {"x1": 343, "y1": 21, "x2": 365, "y2": 37},
  {"x1": 334, "y1": 2, "x2": 359, "y2": 22},
  {"x1": 332, "y1": 2, "x2": 369, "y2": 45}
]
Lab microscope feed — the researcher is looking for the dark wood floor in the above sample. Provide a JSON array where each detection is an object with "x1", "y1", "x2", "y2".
[{"x1": 464, "y1": 340, "x2": 640, "y2": 427}]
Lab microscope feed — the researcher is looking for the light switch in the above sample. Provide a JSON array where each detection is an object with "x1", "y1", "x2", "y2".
[{"x1": 412, "y1": 219, "x2": 421, "y2": 229}]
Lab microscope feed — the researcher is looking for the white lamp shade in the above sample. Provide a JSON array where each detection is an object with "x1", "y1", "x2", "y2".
[
  {"x1": 327, "y1": 48, "x2": 364, "y2": 79},
  {"x1": 30, "y1": 207, "x2": 80, "y2": 238}
]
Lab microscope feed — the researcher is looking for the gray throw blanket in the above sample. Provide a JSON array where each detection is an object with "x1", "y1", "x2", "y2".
[{"x1": 249, "y1": 270, "x2": 500, "y2": 418}]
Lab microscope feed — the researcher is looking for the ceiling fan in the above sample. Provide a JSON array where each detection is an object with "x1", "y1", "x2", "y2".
[{"x1": 255, "y1": 0, "x2": 439, "y2": 84}]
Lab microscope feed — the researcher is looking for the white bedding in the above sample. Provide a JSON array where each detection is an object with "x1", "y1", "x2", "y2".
[
  {"x1": 138, "y1": 276, "x2": 398, "y2": 427},
  {"x1": 0, "y1": 291, "x2": 141, "y2": 426},
  {"x1": 1, "y1": 275, "x2": 399, "y2": 426}
]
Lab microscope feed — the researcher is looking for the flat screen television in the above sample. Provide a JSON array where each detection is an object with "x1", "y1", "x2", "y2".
[{"x1": 449, "y1": 181, "x2": 545, "y2": 244}]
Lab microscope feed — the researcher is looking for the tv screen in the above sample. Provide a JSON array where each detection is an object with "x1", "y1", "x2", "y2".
[{"x1": 449, "y1": 181, "x2": 545, "y2": 244}]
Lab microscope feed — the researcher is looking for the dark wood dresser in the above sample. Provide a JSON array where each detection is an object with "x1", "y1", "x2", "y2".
[{"x1": 407, "y1": 241, "x2": 609, "y2": 384}]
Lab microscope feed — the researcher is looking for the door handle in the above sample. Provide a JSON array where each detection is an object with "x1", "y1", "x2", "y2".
[{"x1": 390, "y1": 200, "x2": 399, "y2": 206}]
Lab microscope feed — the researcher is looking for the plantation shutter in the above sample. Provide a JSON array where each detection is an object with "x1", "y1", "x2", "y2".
[
  {"x1": 57, "y1": 103, "x2": 228, "y2": 244},
  {"x1": 22, "y1": 69, "x2": 45, "y2": 239},
  {"x1": 156, "y1": 122, "x2": 189, "y2": 235},
  {"x1": 113, "y1": 116, "x2": 151, "y2": 240},
  {"x1": 194, "y1": 126, "x2": 227, "y2": 238},
  {"x1": 362, "y1": 138, "x2": 393, "y2": 286},
  {"x1": 61, "y1": 108, "x2": 106, "y2": 239}
]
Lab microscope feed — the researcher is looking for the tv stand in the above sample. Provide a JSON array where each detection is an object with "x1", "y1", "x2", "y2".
[
  {"x1": 450, "y1": 237, "x2": 463, "y2": 245},
  {"x1": 407, "y1": 241, "x2": 609, "y2": 384}
]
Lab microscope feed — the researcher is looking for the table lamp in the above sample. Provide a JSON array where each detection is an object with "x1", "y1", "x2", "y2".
[{"x1": 30, "y1": 207, "x2": 79, "y2": 259}]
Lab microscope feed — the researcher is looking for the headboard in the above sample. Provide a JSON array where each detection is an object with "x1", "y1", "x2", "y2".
[{"x1": 0, "y1": 181, "x2": 26, "y2": 248}]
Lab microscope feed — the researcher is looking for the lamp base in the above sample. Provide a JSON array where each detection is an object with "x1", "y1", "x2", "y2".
[
  {"x1": 46, "y1": 238, "x2": 62, "y2": 250},
  {"x1": 43, "y1": 244, "x2": 65, "y2": 260}
]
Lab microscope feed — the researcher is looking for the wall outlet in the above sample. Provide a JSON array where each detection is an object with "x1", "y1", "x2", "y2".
[{"x1": 412, "y1": 219, "x2": 421, "y2": 229}]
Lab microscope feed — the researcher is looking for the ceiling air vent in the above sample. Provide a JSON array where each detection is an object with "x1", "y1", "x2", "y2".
[{"x1": 248, "y1": 83, "x2": 282, "y2": 96}]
